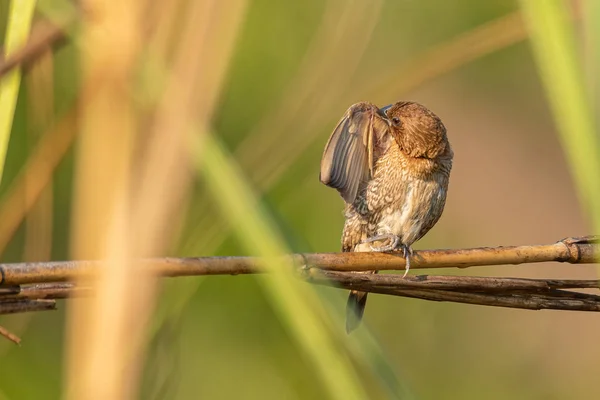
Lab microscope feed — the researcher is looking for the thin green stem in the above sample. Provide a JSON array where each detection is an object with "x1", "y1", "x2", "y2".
[
  {"x1": 193, "y1": 132, "x2": 368, "y2": 400},
  {"x1": 0, "y1": 0, "x2": 37, "y2": 185}
]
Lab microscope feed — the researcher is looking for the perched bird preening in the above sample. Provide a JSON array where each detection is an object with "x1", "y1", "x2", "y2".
[{"x1": 320, "y1": 101, "x2": 453, "y2": 333}]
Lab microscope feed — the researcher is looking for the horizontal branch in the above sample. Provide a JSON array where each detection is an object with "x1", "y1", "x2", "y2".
[
  {"x1": 0, "y1": 236, "x2": 598, "y2": 345},
  {"x1": 0, "y1": 236, "x2": 597, "y2": 285},
  {"x1": 0, "y1": 299, "x2": 56, "y2": 314},
  {"x1": 2, "y1": 273, "x2": 600, "y2": 316},
  {"x1": 308, "y1": 271, "x2": 600, "y2": 311},
  {"x1": 309, "y1": 270, "x2": 600, "y2": 292},
  {"x1": 0, "y1": 283, "x2": 89, "y2": 300}
]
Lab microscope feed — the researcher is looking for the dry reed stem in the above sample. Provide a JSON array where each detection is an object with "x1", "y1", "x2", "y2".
[
  {"x1": 5, "y1": 269, "x2": 600, "y2": 342},
  {"x1": 0, "y1": 239, "x2": 598, "y2": 317},
  {"x1": 65, "y1": 0, "x2": 144, "y2": 398},
  {"x1": 63, "y1": 0, "x2": 248, "y2": 397},
  {"x1": 0, "y1": 299, "x2": 56, "y2": 314},
  {"x1": 3, "y1": 275, "x2": 600, "y2": 302},
  {"x1": 0, "y1": 283, "x2": 89, "y2": 300},
  {"x1": 308, "y1": 271, "x2": 600, "y2": 311},
  {"x1": 0, "y1": 236, "x2": 596, "y2": 285},
  {"x1": 0, "y1": 237, "x2": 597, "y2": 345}
]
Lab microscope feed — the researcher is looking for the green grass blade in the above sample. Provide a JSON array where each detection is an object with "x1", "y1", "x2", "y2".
[
  {"x1": 520, "y1": 1, "x2": 600, "y2": 231},
  {"x1": 584, "y1": 0, "x2": 600, "y2": 119},
  {"x1": 193, "y1": 132, "x2": 368, "y2": 400},
  {"x1": 0, "y1": 0, "x2": 37, "y2": 185}
]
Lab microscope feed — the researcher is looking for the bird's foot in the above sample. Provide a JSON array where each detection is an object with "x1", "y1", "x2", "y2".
[
  {"x1": 401, "y1": 244, "x2": 413, "y2": 278},
  {"x1": 361, "y1": 234, "x2": 400, "y2": 252}
]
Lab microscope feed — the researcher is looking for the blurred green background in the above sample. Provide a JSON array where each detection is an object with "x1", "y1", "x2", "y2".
[{"x1": 0, "y1": 0, "x2": 599, "y2": 399}]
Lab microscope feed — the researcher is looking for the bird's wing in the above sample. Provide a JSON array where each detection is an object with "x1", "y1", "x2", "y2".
[{"x1": 320, "y1": 102, "x2": 389, "y2": 204}]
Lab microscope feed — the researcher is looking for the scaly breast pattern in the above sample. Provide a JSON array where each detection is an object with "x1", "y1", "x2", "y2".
[{"x1": 341, "y1": 144, "x2": 448, "y2": 252}]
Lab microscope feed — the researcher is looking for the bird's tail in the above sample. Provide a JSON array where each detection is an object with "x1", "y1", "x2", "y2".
[{"x1": 346, "y1": 290, "x2": 369, "y2": 333}]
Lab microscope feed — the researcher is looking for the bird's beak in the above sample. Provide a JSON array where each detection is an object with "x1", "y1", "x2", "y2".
[{"x1": 377, "y1": 104, "x2": 392, "y2": 125}]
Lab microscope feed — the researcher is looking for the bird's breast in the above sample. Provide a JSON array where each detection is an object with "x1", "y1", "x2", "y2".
[{"x1": 364, "y1": 142, "x2": 448, "y2": 237}]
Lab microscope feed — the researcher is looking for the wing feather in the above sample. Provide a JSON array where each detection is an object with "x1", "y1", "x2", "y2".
[{"x1": 320, "y1": 102, "x2": 389, "y2": 203}]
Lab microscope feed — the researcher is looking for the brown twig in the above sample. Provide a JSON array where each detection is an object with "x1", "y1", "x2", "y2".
[
  {"x1": 0, "y1": 283, "x2": 90, "y2": 300},
  {"x1": 0, "y1": 299, "x2": 56, "y2": 345},
  {"x1": 0, "y1": 236, "x2": 597, "y2": 345},
  {"x1": 0, "y1": 236, "x2": 597, "y2": 285},
  {"x1": 0, "y1": 299, "x2": 56, "y2": 314},
  {"x1": 308, "y1": 270, "x2": 600, "y2": 292},
  {"x1": 2, "y1": 273, "x2": 600, "y2": 317},
  {"x1": 308, "y1": 270, "x2": 600, "y2": 311},
  {"x1": 0, "y1": 325, "x2": 21, "y2": 345}
]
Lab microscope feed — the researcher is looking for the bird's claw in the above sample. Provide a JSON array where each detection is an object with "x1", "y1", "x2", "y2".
[
  {"x1": 369, "y1": 242, "x2": 395, "y2": 252},
  {"x1": 360, "y1": 235, "x2": 412, "y2": 278},
  {"x1": 401, "y1": 244, "x2": 412, "y2": 278},
  {"x1": 361, "y1": 234, "x2": 399, "y2": 252}
]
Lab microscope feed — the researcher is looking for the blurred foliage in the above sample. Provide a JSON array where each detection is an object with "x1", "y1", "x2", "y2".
[
  {"x1": 0, "y1": 0, "x2": 36, "y2": 185},
  {"x1": 521, "y1": 0, "x2": 600, "y2": 231},
  {"x1": 0, "y1": 0, "x2": 599, "y2": 399}
]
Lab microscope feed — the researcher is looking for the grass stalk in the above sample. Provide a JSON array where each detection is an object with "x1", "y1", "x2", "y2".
[{"x1": 0, "y1": 0, "x2": 37, "y2": 185}]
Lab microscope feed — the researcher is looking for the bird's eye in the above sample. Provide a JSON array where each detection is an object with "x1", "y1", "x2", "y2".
[{"x1": 391, "y1": 116, "x2": 401, "y2": 126}]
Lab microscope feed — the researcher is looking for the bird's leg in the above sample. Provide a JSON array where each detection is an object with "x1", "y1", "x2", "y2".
[
  {"x1": 401, "y1": 244, "x2": 413, "y2": 278},
  {"x1": 361, "y1": 234, "x2": 400, "y2": 252},
  {"x1": 360, "y1": 235, "x2": 412, "y2": 278}
]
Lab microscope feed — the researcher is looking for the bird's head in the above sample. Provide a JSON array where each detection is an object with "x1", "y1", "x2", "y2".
[{"x1": 382, "y1": 102, "x2": 451, "y2": 160}]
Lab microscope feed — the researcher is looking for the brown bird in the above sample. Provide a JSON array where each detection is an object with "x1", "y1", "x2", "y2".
[{"x1": 320, "y1": 101, "x2": 453, "y2": 332}]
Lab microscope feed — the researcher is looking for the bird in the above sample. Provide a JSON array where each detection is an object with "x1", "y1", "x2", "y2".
[{"x1": 319, "y1": 101, "x2": 453, "y2": 333}]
